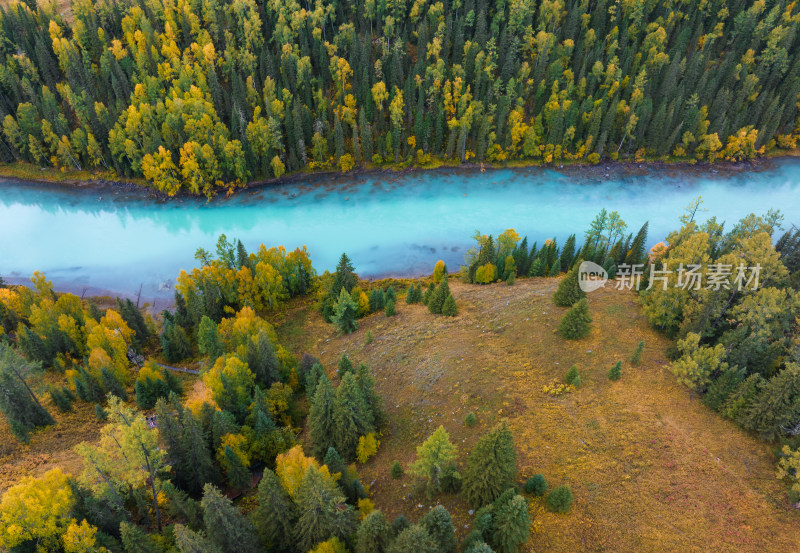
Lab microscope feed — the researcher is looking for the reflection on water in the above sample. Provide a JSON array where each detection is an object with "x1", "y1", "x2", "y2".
[{"x1": 1, "y1": 161, "x2": 799, "y2": 299}]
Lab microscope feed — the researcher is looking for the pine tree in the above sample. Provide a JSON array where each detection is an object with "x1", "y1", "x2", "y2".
[
  {"x1": 305, "y1": 361, "x2": 326, "y2": 398},
  {"x1": 245, "y1": 329, "x2": 281, "y2": 387},
  {"x1": 331, "y1": 253, "x2": 358, "y2": 296},
  {"x1": 332, "y1": 288, "x2": 359, "y2": 334},
  {"x1": 120, "y1": 521, "x2": 163, "y2": 553},
  {"x1": 560, "y1": 234, "x2": 577, "y2": 271},
  {"x1": 294, "y1": 465, "x2": 357, "y2": 551},
  {"x1": 174, "y1": 524, "x2": 222, "y2": 553},
  {"x1": 422, "y1": 282, "x2": 436, "y2": 305},
  {"x1": 385, "y1": 298, "x2": 396, "y2": 316},
  {"x1": 309, "y1": 375, "x2": 337, "y2": 460},
  {"x1": 405, "y1": 285, "x2": 417, "y2": 304},
  {"x1": 385, "y1": 286, "x2": 397, "y2": 303},
  {"x1": 491, "y1": 495, "x2": 530, "y2": 553},
  {"x1": 253, "y1": 468, "x2": 297, "y2": 552},
  {"x1": 564, "y1": 365, "x2": 581, "y2": 386},
  {"x1": 356, "y1": 362, "x2": 384, "y2": 427},
  {"x1": 200, "y1": 484, "x2": 261, "y2": 553},
  {"x1": 625, "y1": 222, "x2": 649, "y2": 265},
  {"x1": 179, "y1": 409, "x2": 218, "y2": 495},
  {"x1": 630, "y1": 340, "x2": 645, "y2": 366},
  {"x1": 161, "y1": 321, "x2": 192, "y2": 363},
  {"x1": 428, "y1": 276, "x2": 451, "y2": 314},
  {"x1": 558, "y1": 298, "x2": 592, "y2": 340},
  {"x1": 741, "y1": 364, "x2": 800, "y2": 440},
  {"x1": 223, "y1": 445, "x2": 251, "y2": 490},
  {"x1": 441, "y1": 295, "x2": 458, "y2": 316},
  {"x1": 420, "y1": 505, "x2": 457, "y2": 553},
  {"x1": 463, "y1": 421, "x2": 517, "y2": 508},
  {"x1": 552, "y1": 265, "x2": 586, "y2": 307},
  {"x1": 370, "y1": 288, "x2": 386, "y2": 311},
  {"x1": 608, "y1": 361, "x2": 622, "y2": 381},
  {"x1": 356, "y1": 510, "x2": 393, "y2": 553},
  {"x1": 198, "y1": 316, "x2": 223, "y2": 363},
  {"x1": 333, "y1": 372, "x2": 374, "y2": 460},
  {"x1": 338, "y1": 353, "x2": 354, "y2": 379},
  {"x1": 388, "y1": 525, "x2": 438, "y2": 553},
  {"x1": 0, "y1": 343, "x2": 54, "y2": 442}
]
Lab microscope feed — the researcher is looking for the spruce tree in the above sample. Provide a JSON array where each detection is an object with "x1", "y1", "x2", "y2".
[
  {"x1": 120, "y1": 521, "x2": 163, "y2": 553},
  {"x1": 294, "y1": 465, "x2": 357, "y2": 551},
  {"x1": 420, "y1": 505, "x2": 457, "y2": 553},
  {"x1": 309, "y1": 375, "x2": 337, "y2": 460},
  {"x1": 564, "y1": 365, "x2": 581, "y2": 386},
  {"x1": 441, "y1": 294, "x2": 458, "y2": 316},
  {"x1": 608, "y1": 361, "x2": 622, "y2": 381},
  {"x1": 741, "y1": 364, "x2": 800, "y2": 440},
  {"x1": 338, "y1": 353, "x2": 354, "y2": 379},
  {"x1": 491, "y1": 495, "x2": 531, "y2": 553},
  {"x1": 388, "y1": 525, "x2": 438, "y2": 553},
  {"x1": 463, "y1": 421, "x2": 517, "y2": 508},
  {"x1": 179, "y1": 408, "x2": 218, "y2": 495},
  {"x1": 223, "y1": 445, "x2": 251, "y2": 490},
  {"x1": 356, "y1": 362, "x2": 384, "y2": 427},
  {"x1": 552, "y1": 265, "x2": 586, "y2": 307},
  {"x1": 385, "y1": 298, "x2": 396, "y2": 316},
  {"x1": 200, "y1": 484, "x2": 261, "y2": 553},
  {"x1": 422, "y1": 282, "x2": 435, "y2": 304},
  {"x1": 332, "y1": 288, "x2": 359, "y2": 334},
  {"x1": 558, "y1": 298, "x2": 592, "y2": 340},
  {"x1": 253, "y1": 468, "x2": 297, "y2": 552},
  {"x1": 174, "y1": 524, "x2": 222, "y2": 553},
  {"x1": 333, "y1": 372, "x2": 374, "y2": 460},
  {"x1": 0, "y1": 343, "x2": 54, "y2": 442},
  {"x1": 560, "y1": 234, "x2": 577, "y2": 271},
  {"x1": 370, "y1": 288, "x2": 386, "y2": 311},
  {"x1": 625, "y1": 222, "x2": 649, "y2": 265},
  {"x1": 245, "y1": 329, "x2": 281, "y2": 387},
  {"x1": 428, "y1": 276, "x2": 451, "y2": 314},
  {"x1": 305, "y1": 361, "x2": 326, "y2": 398},
  {"x1": 356, "y1": 510, "x2": 393, "y2": 553},
  {"x1": 331, "y1": 253, "x2": 358, "y2": 296},
  {"x1": 197, "y1": 317, "x2": 222, "y2": 363}
]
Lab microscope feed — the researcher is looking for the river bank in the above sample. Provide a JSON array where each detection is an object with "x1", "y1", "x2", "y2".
[{"x1": 0, "y1": 154, "x2": 788, "y2": 201}]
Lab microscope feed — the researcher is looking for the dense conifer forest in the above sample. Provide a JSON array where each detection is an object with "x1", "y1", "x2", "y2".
[{"x1": 2, "y1": 0, "x2": 800, "y2": 196}]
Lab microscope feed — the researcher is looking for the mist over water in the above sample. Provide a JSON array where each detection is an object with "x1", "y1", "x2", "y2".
[{"x1": 1, "y1": 160, "x2": 799, "y2": 299}]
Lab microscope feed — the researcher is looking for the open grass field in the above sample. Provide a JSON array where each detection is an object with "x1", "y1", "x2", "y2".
[{"x1": 279, "y1": 277, "x2": 800, "y2": 553}]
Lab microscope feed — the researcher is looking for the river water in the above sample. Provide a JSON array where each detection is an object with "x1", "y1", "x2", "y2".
[{"x1": 1, "y1": 161, "x2": 798, "y2": 300}]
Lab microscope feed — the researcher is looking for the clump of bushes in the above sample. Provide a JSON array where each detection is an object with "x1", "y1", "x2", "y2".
[
  {"x1": 391, "y1": 461, "x2": 403, "y2": 479},
  {"x1": 630, "y1": 340, "x2": 645, "y2": 365},
  {"x1": 608, "y1": 361, "x2": 622, "y2": 381},
  {"x1": 564, "y1": 365, "x2": 581, "y2": 387},
  {"x1": 546, "y1": 485, "x2": 574, "y2": 513},
  {"x1": 524, "y1": 474, "x2": 547, "y2": 496},
  {"x1": 427, "y1": 276, "x2": 457, "y2": 316}
]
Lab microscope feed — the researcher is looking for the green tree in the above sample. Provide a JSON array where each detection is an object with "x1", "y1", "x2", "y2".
[
  {"x1": 356, "y1": 510, "x2": 393, "y2": 553},
  {"x1": 429, "y1": 276, "x2": 451, "y2": 314},
  {"x1": 608, "y1": 361, "x2": 622, "y2": 381},
  {"x1": 333, "y1": 372, "x2": 374, "y2": 460},
  {"x1": 558, "y1": 298, "x2": 592, "y2": 340},
  {"x1": 410, "y1": 426, "x2": 458, "y2": 495},
  {"x1": 564, "y1": 365, "x2": 581, "y2": 386},
  {"x1": 740, "y1": 364, "x2": 800, "y2": 440},
  {"x1": 253, "y1": 469, "x2": 296, "y2": 552},
  {"x1": 309, "y1": 375, "x2": 337, "y2": 460},
  {"x1": 419, "y1": 505, "x2": 457, "y2": 553},
  {"x1": 492, "y1": 494, "x2": 531, "y2": 553},
  {"x1": 388, "y1": 525, "x2": 438, "y2": 553},
  {"x1": 546, "y1": 485, "x2": 573, "y2": 513},
  {"x1": 201, "y1": 484, "x2": 261, "y2": 553},
  {"x1": 294, "y1": 465, "x2": 357, "y2": 551},
  {"x1": 552, "y1": 265, "x2": 585, "y2": 307},
  {"x1": 332, "y1": 288, "x2": 359, "y2": 334},
  {"x1": 463, "y1": 421, "x2": 517, "y2": 508},
  {"x1": 0, "y1": 343, "x2": 54, "y2": 442}
]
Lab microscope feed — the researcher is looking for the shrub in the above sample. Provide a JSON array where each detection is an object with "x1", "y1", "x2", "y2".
[
  {"x1": 441, "y1": 295, "x2": 458, "y2": 316},
  {"x1": 524, "y1": 474, "x2": 547, "y2": 496},
  {"x1": 546, "y1": 485, "x2": 573, "y2": 513},
  {"x1": 505, "y1": 271, "x2": 515, "y2": 285},
  {"x1": 357, "y1": 433, "x2": 380, "y2": 464},
  {"x1": 385, "y1": 298, "x2": 396, "y2": 317},
  {"x1": 365, "y1": 331, "x2": 374, "y2": 345},
  {"x1": 391, "y1": 461, "x2": 403, "y2": 479},
  {"x1": 630, "y1": 340, "x2": 645, "y2": 366},
  {"x1": 474, "y1": 264, "x2": 497, "y2": 284},
  {"x1": 558, "y1": 298, "x2": 592, "y2": 340},
  {"x1": 95, "y1": 404, "x2": 108, "y2": 421},
  {"x1": 607, "y1": 361, "x2": 622, "y2": 381},
  {"x1": 465, "y1": 412, "x2": 477, "y2": 427},
  {"x1": 564, "y1": 365, "x2": 580, "y2": 387}
]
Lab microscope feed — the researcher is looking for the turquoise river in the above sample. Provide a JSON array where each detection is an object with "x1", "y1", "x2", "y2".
[{"x1": 1, "y1": 161, "x2": 799, "y2": 301}]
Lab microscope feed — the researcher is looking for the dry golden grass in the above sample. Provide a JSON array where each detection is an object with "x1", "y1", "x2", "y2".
[{"x1": 279, "y1": 277, "x2": 800, "y2": 553}]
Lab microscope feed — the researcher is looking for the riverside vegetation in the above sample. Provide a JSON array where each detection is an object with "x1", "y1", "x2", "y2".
[
  {"x1": 3, "y1": 0, "x2": 800, "y2": 197},
  {"x1": 1, "y1": 200, "x2": 800, "y2": 551}
]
